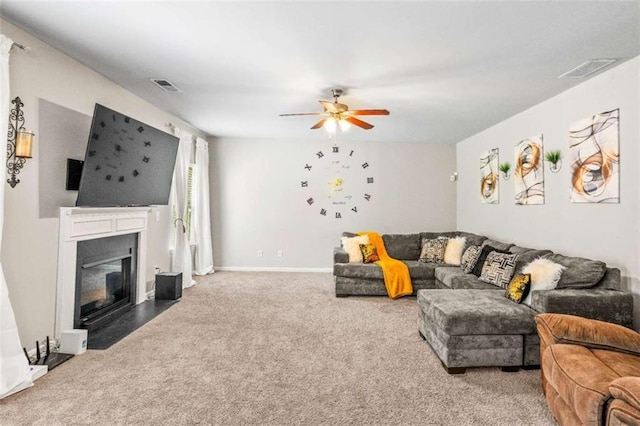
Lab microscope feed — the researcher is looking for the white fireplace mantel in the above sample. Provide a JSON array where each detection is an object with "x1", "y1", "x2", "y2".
[{"x1": 55, "y1": 207, "x2": 149, "y2": 337}]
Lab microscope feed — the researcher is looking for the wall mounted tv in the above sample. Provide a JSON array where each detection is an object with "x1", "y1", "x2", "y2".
[{"x1": 76, "y1": 104, "x2": 179, "y2": 207}]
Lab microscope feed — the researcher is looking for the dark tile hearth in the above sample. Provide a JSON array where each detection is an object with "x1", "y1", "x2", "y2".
[{"x1": 87, "y1": 299, "x2": 178, "y2": 349}]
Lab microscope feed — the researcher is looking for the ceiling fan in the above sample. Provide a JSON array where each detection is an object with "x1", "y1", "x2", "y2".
[{"x1": 279, "y1": 89, "x2": 390, "y2": 131}]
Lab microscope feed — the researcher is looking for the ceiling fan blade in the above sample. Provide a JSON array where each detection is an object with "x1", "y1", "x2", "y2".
[
  {"x1": 279, "y1": 112, "x2": 326, "y2": 116},
  {"x1": 310, "y1": 118, "x2": 328, "y2": 129},
  {"x1": 345, "y1": 116, "x2": 374, "y2": 130},
  {"x1": 348, "y1": 109, "x2": 390, "y2": 116}
]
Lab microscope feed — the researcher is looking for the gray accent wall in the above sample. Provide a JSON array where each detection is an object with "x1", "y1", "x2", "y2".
[
  {"x1": 456, "y1": 56, "x2": 640, "y2": 329},
  {"x1": 210, "y1": 137, "x2": 457, "y2": 269}
]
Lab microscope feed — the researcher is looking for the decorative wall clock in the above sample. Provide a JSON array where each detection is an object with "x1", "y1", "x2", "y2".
[{"x1": 301, "y1": 145, "x2": 374, "y2": 218}]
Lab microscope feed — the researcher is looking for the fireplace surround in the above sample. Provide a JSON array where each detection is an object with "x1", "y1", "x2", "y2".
[{"x1": 56, "y1": 207, "x2": 148, "y2": 337}]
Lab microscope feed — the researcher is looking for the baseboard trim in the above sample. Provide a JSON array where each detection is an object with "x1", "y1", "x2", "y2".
[{"x1": 215, "y1": 266, "x2": 332, "y2": 273}]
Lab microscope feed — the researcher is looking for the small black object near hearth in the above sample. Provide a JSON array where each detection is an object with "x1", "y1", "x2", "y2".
[{"x1": 155, "y1": 272, "x2": 182, "y2": 300}]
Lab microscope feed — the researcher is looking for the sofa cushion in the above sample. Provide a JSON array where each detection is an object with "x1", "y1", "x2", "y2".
[
  {"x1": 419, "y1": 238, "x2": 448, "y2": 263},
  {"x1": 457, "y1": 232, "x2": 487, "y2": 248},
  {"x1": 334, "y1": 263, "x2": 383, "y2": 279},
  {"x1": 481, "y1": 239, "x2": 514, "y2": 252},
  {"x1": 382, "y1": 233, "x2": 421, "y2": 260},
  {"x1": 449, "y1": 274, "x2": 504, "y2": 290},
  {"x1": 403, "y1": 261, "x2": 436, "y2": 280},
  {"x1": 420, "y1": 231, "x2": 460, "y2": 241},
  {"x1": 417, "y1": 289, "x2": 537, "y2": 335},
  {"x1": 471, "y1": 245, "x2": 510, "y2": 277},
  {"x1": 334, "y1": 261, "x2": 436, "y2": 281},
  {"x1": 478, "y1": 251, "x2": 518, "y2": 288},
  {"x1": 434, "y1": 266, "x2": 468, "y2": 288},
  {"x1": 547, "y1": 253, "x2": 607, "y2": 289},
  {"x1": 509, "y1": 246, "x2": 553, "y2": 274}
]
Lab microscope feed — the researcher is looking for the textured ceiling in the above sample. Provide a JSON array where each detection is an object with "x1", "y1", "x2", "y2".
[{"x1": 1, "y1": 1, "x2": 639, "y2": 143}]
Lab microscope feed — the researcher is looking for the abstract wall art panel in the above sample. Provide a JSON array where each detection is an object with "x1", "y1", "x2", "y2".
[
  {"x1": 569, "y1": 109, "x2": 619, "y2": 203},
  {"x1": 514, "y1": 135, "x2": 545, "y2": 205},
  {"x1": 480, "y1": 148, "x2": 499, "y2": 204}
]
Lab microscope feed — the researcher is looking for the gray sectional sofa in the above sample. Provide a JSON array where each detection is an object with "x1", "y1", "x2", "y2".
[{"x1": 333, "y1": 231, "x2": 634, "y2": 374}]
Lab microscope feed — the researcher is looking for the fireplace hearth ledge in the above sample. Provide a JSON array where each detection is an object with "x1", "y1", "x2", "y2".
[{"x1": 56, "y1": 207, "x2": 150, "y2": 337}]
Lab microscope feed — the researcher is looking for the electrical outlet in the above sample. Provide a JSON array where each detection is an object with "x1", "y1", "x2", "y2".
[
  {"x1": 277, "y1": 250, "x2": 283, "y2": 257},
  {"x1": 154, "y1": 265, "x2": 160, "y2": 274},
  {"x1": 257, "y1": 250, "x2": 263, "y2": 257}
]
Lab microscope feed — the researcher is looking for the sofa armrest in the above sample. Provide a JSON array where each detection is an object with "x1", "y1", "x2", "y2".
[
  {"x1": 334, "y1": 247, "x2": 349, "y2": 264},
  {"x1": 530, "y1": 289, "x2": 633, "y2": 327},
  {"x1": 610, "y1": 377, "x2": 640, "y2": 414},
  {"x1": 535, "y1": 313, "x2": 640, "y2": 356}
]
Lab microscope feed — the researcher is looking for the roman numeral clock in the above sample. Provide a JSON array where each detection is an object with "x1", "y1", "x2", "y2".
[{"x1": 301, "y1": 145, "x2": 374, "y2": 219}]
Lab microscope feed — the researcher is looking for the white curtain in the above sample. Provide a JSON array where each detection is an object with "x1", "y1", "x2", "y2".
[
  {"x1": 0, "y1": 35, "x2": 32, "y2": 399},
  {"x1": 170, "y1": 128, "x2": 195, "y2": 288},
  {"x1": 192, "y1": 138, "x2": 214, "y2": 275}
]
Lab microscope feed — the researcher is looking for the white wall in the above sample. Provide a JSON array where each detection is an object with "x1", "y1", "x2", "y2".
[
  {"x1": 210, "y1": 137, "x2": 457, "y2": 269},
  {"x1": 2, "y1": 19, "x2": 206, "y2": 347},
  {"x1": 457, "y1": 56, "x2": 640, "y2": 329}
]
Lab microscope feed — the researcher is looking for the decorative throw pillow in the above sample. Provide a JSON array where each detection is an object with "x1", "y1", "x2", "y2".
[
  {"x1": 478, "y1": 251, "x2": 518, "y2": 288},
  {"x1": 505, "y1": 274, "x2": 531, "y2": 304},
  {"x1": 460, "y1": 245, "x2": 481, "y2": 273},
  {"x1": 444, "y1": 236, "x2": 467, "y2": 266},
  {"x1": 418, "y1": 238, "x2": 448, "y2": 263},
  {"x1": 341, "y1": 235, "x2": 370, "y2": 263},
  {"x1": 521, "y1": 258, "x2": 566, "y2": 306},
  {"x1": 359, "y1": 243, "x2": 380, "y2": 264},
  {"x1": 471, "y1": 245, "x2": 510, "y2": 277}
]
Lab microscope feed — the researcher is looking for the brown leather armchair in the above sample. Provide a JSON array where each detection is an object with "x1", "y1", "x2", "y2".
[{"x1": 535, "y1": 313, "x2": 640, "y2": 425}]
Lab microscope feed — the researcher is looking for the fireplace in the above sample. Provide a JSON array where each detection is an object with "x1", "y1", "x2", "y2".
[
  {"x1": 56, "y1": 207, "x2": 149, "y2": 337},
  {"x1": 75, "y1": 233, "x2": 137, "y2": 331}
]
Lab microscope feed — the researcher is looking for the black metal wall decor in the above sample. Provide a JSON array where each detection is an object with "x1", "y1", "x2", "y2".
[{"x1": 7, "y1": 96, "x2": 35, "y2": 188}]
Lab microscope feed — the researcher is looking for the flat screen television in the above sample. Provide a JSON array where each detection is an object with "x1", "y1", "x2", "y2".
[{"x1": 76, "y1": 104, "x2": 180, "y2": 207}]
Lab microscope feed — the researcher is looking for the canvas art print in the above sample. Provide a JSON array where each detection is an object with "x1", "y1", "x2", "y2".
[
  {"x1": 514, "y1": 135, "x2": 544, "y2": 205},
  {"x1": 480, "y1": 148, "x2": 499, "y2": 204},
  {"x1": 569, "y1": 109, "x2": 620, "y2": 203}
]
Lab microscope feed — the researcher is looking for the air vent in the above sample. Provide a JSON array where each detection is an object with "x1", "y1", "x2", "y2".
[
  {"x1": 558, "y1": 59, "x2": 617, "y2": 79},
  {"x1": 150, "y1": 78, "x2": 183, "y2": 92}
]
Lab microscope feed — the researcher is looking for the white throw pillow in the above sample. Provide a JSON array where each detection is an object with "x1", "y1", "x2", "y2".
[
  {"x1": 521, "y1": 258, "x2": 566, "y2": 306},
  {"x1": 444, "y1": 237, "x2": 467, "y2": 265},
  {"x1": 341, "y1": 235, "x2": 371, "y2": 263}
]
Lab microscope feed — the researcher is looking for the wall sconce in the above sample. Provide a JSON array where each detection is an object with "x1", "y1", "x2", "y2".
[{"x1": 7, "y1": 96, "x2": 35, "y2": 188}]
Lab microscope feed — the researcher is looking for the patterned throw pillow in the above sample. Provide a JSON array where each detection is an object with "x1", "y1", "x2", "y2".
[
  {"x1": 505, "y1": 274, "x2": 531, "y2": 304},
  {"x1": 479, "y1": 251, "x2": 518, "y2": 288},
  {"x1": 471, "y1": 245, "x2": 510, "y2": 277},
  {"x1": 359, "y1": 243, "x2": 380, "y2": 264},
  {"x1": 418, "y1": 238, "x2": 448, "y2": 263},
  {"x1": 460, "y1": 245, "x2": 481, "y2": 273}
]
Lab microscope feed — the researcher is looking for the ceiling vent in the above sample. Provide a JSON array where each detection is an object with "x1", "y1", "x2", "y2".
[
  {"x1": 150, "y1": 78, "x2": 182, "y2": 92},
  {"x1": 558, "y1": 59, "x2": 617, "y2": 79}
]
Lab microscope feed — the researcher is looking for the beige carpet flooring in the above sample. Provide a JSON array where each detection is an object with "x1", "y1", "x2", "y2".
[{"x1": 1, "y1": 272, "x2": 555, "y2": 425}]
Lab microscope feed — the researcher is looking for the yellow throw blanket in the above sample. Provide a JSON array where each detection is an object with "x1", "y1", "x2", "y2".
[{"x1": 359, "y1": 231, "x2": 413, "y2": 299}]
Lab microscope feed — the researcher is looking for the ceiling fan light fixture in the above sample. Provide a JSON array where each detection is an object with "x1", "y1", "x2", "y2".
[
  {"x1": 324, "y1": 117, "x2": 337, "y2": 133},
  {"x1": 338, "y1": 118, "x2": 351, "y2": 132}
]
